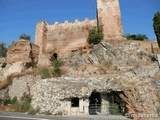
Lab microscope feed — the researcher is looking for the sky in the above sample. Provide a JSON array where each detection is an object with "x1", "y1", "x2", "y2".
[{"x1": 0, "y1": 0, "x2": 160, "y2": 47}]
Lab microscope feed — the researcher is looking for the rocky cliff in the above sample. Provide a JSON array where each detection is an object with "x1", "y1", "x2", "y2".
[
  {"x1": 7, "y1": 39, "x2": 39, "y2": 65},
  {"x1": 0, "y1": 41, "x2": 160, "y2": 120}
]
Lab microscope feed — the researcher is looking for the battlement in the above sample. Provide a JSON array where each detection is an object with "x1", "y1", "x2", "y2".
[
  {"x1": 34, "y1": 0, "x2": 124, "y2": 56},
  {"x1": 45, "y1": 18, "x2": 96, "y2": 26}
]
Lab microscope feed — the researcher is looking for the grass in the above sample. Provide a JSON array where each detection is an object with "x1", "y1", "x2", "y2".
[
  {"x1": 1, "y1": 96, "x2": 32, "y2": 112},
  {"x1": 12, "y1": 96, "x2": 31, "y2": 112},
  {"x1": 44, "y1": 110, "x2": 52, "y2": 115},
  {"x1": 39, "y1": 68, "x2": 52, "y2": 79},
  {"x1": 103, "y1": 60, "x2": 112, "y2": 68},
  {"x1": 28, "y1": 107, "x2": 40, "y2": 115},
  {"x1": 52, "y1": 58, "x2": 63, "y2": 77},
  {"x1": 55, "y1": 111, "x2": 63, "y2": 116}
]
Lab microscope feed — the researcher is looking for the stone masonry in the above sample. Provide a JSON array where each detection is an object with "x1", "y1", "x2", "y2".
[
  {"x1": 97, "y1": 0, "x2": 123, "y2": 39},
  {"x1": 34, "y1": 0, "x2": 124, "y2": 55}
]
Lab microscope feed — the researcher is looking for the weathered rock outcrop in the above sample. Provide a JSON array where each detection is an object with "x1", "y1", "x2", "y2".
[
  {"x1": 9, "y1": 75, "x2": 41, "y2": 101},
  {"x1": 0, "y1": 40, "x2": 40, "y2": 81},
  {"x1": 67, "y1": 42, "x2": 154, "y2": 67},
  {"x1": 1, "y1": 40, "x2": 159, "y2": 120},
  {"x1": 30, "y1": 75, "x2": 160, "y2": 118},
  {"x1": 7, "y1": 39, "x2": 39, "y2": 65},
  {"x1": 65, "y1": 42, "x2": 157, "y2": 77}
]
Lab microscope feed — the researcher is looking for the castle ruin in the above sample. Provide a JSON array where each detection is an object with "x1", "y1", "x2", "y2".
[{"x1": 35, "y1": 0, "x2": 124, "y2": 56}]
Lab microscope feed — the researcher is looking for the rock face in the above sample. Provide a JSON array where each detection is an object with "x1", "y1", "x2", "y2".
[
  {"x1": 30, "y1": 41, "x2": 160, "y2": 119},
  {"x1": 1, "y1": 40, "x2": 160, "y2": 120},
  {"x1": 30, "y1": 75, "x2": 160, "y2": 118},
  {"x1": 67, "y1": 42, "x2": 154, "y2": 66},
  {"x1": 65, "y1": 42, "x2": 156, "y2": 76},
  {"x1": 9, "y1": 75, "x2": 41, "y2": 101},
  {"x1": 7, "y1": 39, "x2": 39, "y2": 65}
]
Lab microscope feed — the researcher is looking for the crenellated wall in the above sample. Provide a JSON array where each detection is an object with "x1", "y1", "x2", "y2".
[
  {"x1": 34, "y1": 0, "x2": 124, "y2": 56},
  {"x1": 46, "y1": 18, "x2": 96, "y2": 54},
  {"x1": 35, "y1": 19, "x2": 96, "y2": 54}
]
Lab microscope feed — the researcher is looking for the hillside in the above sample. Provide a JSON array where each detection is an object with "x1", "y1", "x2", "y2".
[{"x1": 0, "y1": 40, "x2": 160, "y2": 119}]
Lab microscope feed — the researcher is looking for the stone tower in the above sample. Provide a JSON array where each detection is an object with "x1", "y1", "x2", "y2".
[{"x1": 97, "y1": 0, "x2": 123, "y2": 39}]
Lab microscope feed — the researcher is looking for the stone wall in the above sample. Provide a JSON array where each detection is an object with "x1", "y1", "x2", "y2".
[
  {"x1": 35, "y1": 19, "x2": 96, "y2": 54},
  {"x1": 34, "y1": 0, "x2": 124, "y2": 55},
  {"x1": 97, "y1": 0, "x2": 123, "y2": 39}
]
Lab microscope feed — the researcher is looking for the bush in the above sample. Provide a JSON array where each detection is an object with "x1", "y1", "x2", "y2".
[
  {"x1": 28, "y1": 108, "x2": 39, "y2": 115},
  {"x1": 52, "y1": 58, "x2": 63, "y2": 77},
  {"x1": 44, "y1": 110, "x2": 52, "y2": 115},
  {"x1": 125, "y1": 34, "x2": 148, "y2": 41},
  {"x1": 1, "y1": 62, "x2": 7, "y2": 68},
  {"x1": 55, "y1": 111, "x2": 63, "y2": 116},
  {"x1": 103, "y1": 60, "x2": 112, "y2": 67},
  {"x1": 40, "y1": 68, "x2": 51, "y2": 79},
  {"x1": 87, "y1": 26, "x2": 104, "y2": 44},
  {"x1": 3, "y1": 96, "x2": 11, "y2": 105},
  {"x1": 12, "y1": 95, "x2": 31, "y2": 112},
  {"x1": 109, "y1": 102, "x2": 121, "y2": 115},
  {"x1": 19, "y1": 33, "x2": 31, "y2": 40},
  {"x1": 0, "y1": 42, "x2": 7, "y2": 57}
]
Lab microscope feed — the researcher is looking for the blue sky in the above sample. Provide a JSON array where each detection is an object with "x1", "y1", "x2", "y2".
[{"x1": 0, "y1": 0, "x2": 160, "y2": 47}]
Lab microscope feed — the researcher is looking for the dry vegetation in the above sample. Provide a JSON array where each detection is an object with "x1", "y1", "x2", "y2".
[{"x1": 133, "y1": 61, "x2": 157, "y2": 67}]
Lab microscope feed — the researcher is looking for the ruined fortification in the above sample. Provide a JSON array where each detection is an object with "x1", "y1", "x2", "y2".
[
  {"x1": 35, "y1": 19, "x2": 97, "y2": 54},
  {"x1": 35, "y1": 0, "x2": 124, "y2": 55}
]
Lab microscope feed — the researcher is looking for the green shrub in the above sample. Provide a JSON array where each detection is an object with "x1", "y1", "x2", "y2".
[
  {"x1": 109, "y1": 102, "x2": 121, "y2": 115},
  {"x1": 87, "y1": 26, "x2": 104, "y2": 44},
  {"x1": 52, "y1": 58, "x2": 63, "y2": 77},
  {"x1": 13, "y1": 95, "x2": 31, "y2": 112},
  {"x1": 19, "y1": 33, "x2": 31, "y2": 40},
  {"x1": 103, "y1": 60, "x2": 112, "y2": 67},
  {"x1": 1, "y1": 62, "x2": 7, "y2": 68},
  {"x1": 3, "y1": 96, "x2": 11, "y2": 105},
  {"x1": 40, "y1": 68, "x2": 51, "y2": 79},
  {"x1": 55, "y1": 111, "x2": 63, "y2": 116},
  {"x1": 28, "y1": 107, "x2": 39, "y2": 115},
  {"x1": 44, "y1": 110, "x2": 52, "y2": 115},
  {"x1": 0, "y1": 42, "x2": 7, "y2": 57},
  {"x1": 11, "y1": 97, "x2": 18, "y2": 104},
  {"x1": 125, "y1": 34, "x2": 148, "y2": 41}
]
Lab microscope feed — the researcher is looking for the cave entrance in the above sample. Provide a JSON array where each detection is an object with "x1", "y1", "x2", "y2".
[
  {"x1": 89, "y1": 92, "x2": 101, "y2": 115},
  {"x1": 53, "y1": 53, "x2": 58, "y2": 59}
]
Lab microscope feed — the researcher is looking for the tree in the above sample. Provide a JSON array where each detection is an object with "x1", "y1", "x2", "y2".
[
  {"x1": 87, "y1": 26, "x2": 104, "y2": 44},
  {"x1": 19, "y1": 33, "x2": 31, "y2": 40},
  {"x1": 0, "y1": 42, "x2": 7, "y2": 57},
  {"x1": 153, "y1": 12, "x2": 160, "y2": 47},
  {"x1": 124, "y1": 34, "x2": 148, "y2": 41}
]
